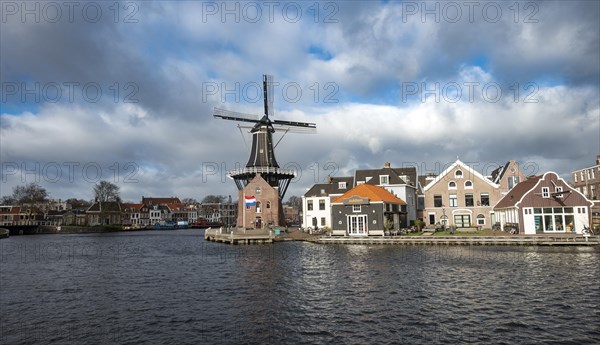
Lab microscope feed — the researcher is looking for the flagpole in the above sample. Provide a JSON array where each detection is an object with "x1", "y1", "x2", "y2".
[{"x1": 243, "y1": 191, "x2": 246, "y2": 231}]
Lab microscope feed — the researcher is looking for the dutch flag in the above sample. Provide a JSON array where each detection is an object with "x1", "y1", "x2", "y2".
[{"x1": 244, "y1": 196, "x2": 256, "y2": 207}]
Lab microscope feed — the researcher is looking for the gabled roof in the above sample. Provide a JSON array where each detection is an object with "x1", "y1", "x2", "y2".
[
  {"x1": 87, "y1": 201, "x2": 122, "y2": 213},
  {"x1": 355, "y1": 166, "x2": 417, "y2": 186},
  {"x1": 423, "y1": 159, "x2": 499, "y2": 191},
  {"x1": 0, "y1": 206, "x2": 21, "y2": 214},
  {"x1": 122, "y1": 203, "x2": 144, "y2": 212},
  {"x1": 141, "y1": 197, "x2": 182, "y2": 205},
  {"x1": 332, "y1": 184, "x2": 406, "y2": 204},
  {"x1": 304, "y1": 176, "x2": 354, "y2": 197},
  {"x1": 417, "y1": 175, "x2": 436, "y2": 194},
  {"x1": 494, "y1": 176, "x2": 541, "y2": 209}
]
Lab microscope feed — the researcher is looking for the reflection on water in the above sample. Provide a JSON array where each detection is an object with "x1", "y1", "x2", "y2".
[{"x1": 1, "y1": 230, "x2": 599, "y2": 344}]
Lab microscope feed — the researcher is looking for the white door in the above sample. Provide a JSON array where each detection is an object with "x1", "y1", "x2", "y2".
[{"x1": 348, "y1": 215, "x2": 368, "y2": 236}]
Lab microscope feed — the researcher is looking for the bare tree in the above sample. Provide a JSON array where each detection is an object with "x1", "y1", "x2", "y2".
[
  {"x1": 182, "y1": 198, "x2": 198, "y2": 205},
  {"x1": 201, "y1": 195, "x2": 226, "y2": 204},
  {"x1": 10, "y1": 183, "x2": 49, "y2": 204},
  {"x1": 94, "y1": 181, "x2": 121, "y2": 202},
  {"x1": 286, "y1": 196, "x2": 302, "y2": 209}
]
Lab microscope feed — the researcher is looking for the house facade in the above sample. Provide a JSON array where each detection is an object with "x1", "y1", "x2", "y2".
[
  {"x1": 494, "y1": 172, "x2": 592, "y2": 234},
  {"x1": 302, "y1": 176, "x2": 354, "y2": 230},
  {"x1": 355, "y1": 162, "x2": 417, "y2": 227},
  {"x1": 331, "y1": 184, "x2": 406, "y2": 236},
  {"x1": 423, "y1": 159, "x2": 501, "y2": 228},
  {"x1": 237, "y1": 174, "x2": 282, "y2": 228}
]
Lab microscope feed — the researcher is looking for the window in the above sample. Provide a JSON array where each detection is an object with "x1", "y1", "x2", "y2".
[
  {"x1": 477, "y1": 214, "x2": 485, "y2": 225},
  {"x1": 465, "y1": 180, "x2": 473, "y2": 189},
  {"x1": 338, "y1": 182, "x2": 347, "y2": 189},
  {"x1": 255, "y1": 187, "x2": 261, "y2": 195},
  {"x1": 508, "y1": 176, "x2": 520, "y2": 190},
  {"x1": 429, "y1": 214, "x2": 436, "y2": 225},
  {"x1": 307, "y1": 200, "x2": 313, "y2": 211},
  {"x1": 454, "y1": 215, "x2": 470, "y2": 227},
  {"x1": 348, "y1": 215, "x2": 367, "y2": 235},
  {"x1": 449, "y1": 194, "x2": 458, "y2": 207},
  {"x1": 480, "y1": 193, "x2": 489, "y2": 206},
  {"x1": 321, "y1": 217, "x2": 326, "y2": 226},
  {"x1": 319, "y1": 199, "x2": 325, "y2": 210},
  {"x1": 448, "y1": 181, "x2": 457, "y2": 189},
  {"x1": 542, "y1": 187, "x2": 550, "y2": 198},
  {"x1": 353, "y1": 205, "x2": 361, "y2": 212},
  {"x1": 434, "y1": 195, "x2": 443, "y2": 207},
  {"x1": 574, "y1": 174, "x2": 578, "y2": 183},
  {"x1": 465, "y1": 194, "x2": 474, "y2": 207},
  {"x1": 256, "y1": 202, "x2": 261, "y2": 213},
  {"x1": 455, "y1": 170, "x2": 463, "y2": 178},
  {"x1": 555, "y1": 187, "x2": 563, "y2": 198},
  {"x1": 380, "y1": 175, "x2": 389, "y2": 185},
  {"x1": 266, "y1": 201, "x2": 271, "y2": 209}
]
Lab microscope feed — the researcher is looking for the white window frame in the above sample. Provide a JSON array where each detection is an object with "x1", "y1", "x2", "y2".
[
  {"x1": 542, "y1": 187, "x2": 550, "y2": 198},
  {"x1": 338, "y1": 182, "x2": 346, "y2": 189},
  {"x1": 352, "y1": 205, "x2": 361, "y2": 213},
  {"x1": 380, "y1": 175, "x2": 389, "y2": 185},
  {"x1": 464, "y1": 180, "x2": 473, "y2": 189},
  {"x1": 449, "y1": 194, "x2": 458, "y2": 207},
  {"x1": 455, "y1": 170, "x2": 463, "y2": 178},
  {"x1": 448, "y1": 181, "x2": 457, "y2": 189},
  {"x1": 555, "y1": 186, "x2": 563, "y2": 198}
]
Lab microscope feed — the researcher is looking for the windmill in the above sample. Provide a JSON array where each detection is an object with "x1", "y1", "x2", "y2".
[{"x1": 214, "y1": 74, "x2": 316, "y2": 228}]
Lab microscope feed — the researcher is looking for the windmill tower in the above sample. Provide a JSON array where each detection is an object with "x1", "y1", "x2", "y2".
[{"x1": 214, "y1": 75, "x2": 316, "y2": 228}]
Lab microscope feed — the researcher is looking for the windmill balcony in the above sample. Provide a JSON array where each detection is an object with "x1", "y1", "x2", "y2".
[{"x1": 228, "y1": 166, "x2": 296, "y2": 177}]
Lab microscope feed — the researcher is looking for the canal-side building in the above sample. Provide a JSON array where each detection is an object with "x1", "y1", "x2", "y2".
[
  {"x1": 355, "y1": 162, "x2": 417, "y2": 227},
  {"x1": 494, "y1": 172, "x2": 592, "y2": 234},
  {"x1": 302, "y1": 176, "x2": 354, "y2": 230},
  {"x1": 331, "y1": 184, "x2": 406, "y2": 236},
  {"x1": 237, "y1": 174, "x2": 281, "y2": 229},
  {"x1": 423, "y1": 159, "x2": 501, "y2": 228},
  {"x1": 86, "y1": 201, "x2": 122, "y2": 226},
  {"x1": 571, "y1": 155, "x2": 600, "y2": 231}
]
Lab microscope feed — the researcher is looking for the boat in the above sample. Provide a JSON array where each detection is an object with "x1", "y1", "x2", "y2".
[
  {"x1": 145, "y1": 220, "x2": 189, "y2": 230},
  {"x1": 190, "y1": 218, "x2": 223, "y2": 229}
]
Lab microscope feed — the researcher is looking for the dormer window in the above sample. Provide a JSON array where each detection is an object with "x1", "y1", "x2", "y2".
[
  {"x1": 465, "y1": 180, "x2": 473, "y2": 189},
  {"x1": 338, "y1": 182, "x2": 347, "y2": 189},
  {"x1": 380, "y1": 175, "x2": 389, "y2": 185},
  {"x1": 448, "y1": 181, "x2": 457, "y2": 189},
  {"x1": 455, "y1": 170, "x2": 463, "y2": 178}
]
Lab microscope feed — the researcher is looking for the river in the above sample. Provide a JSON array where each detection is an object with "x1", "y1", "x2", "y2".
[{"x1": 1, "y1": 229, "x2": 598, "y2": 344}]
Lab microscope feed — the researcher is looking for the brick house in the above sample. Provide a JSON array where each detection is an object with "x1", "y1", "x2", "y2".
[
  {"x1": 423, "y1": 159, "x2": 501, "y2": 228},
  {"x1": 238, "y1": 173, "x2": 281, "y2": 228}
]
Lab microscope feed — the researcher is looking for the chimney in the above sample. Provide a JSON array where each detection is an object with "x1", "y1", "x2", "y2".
[
  {"x1": 326, "y1": 175, "x2": 333, "y2": 184},
  {"x1": 384, "y1": 162, "x2": 391, "y2": 168},
  {"x1": 596, "y1": 155, "x2": 600, "y2": 165}
]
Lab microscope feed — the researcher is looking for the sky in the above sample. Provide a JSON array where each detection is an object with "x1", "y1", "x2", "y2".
[{"x1": 1, "y1": 0, "x2": 599, "y2": 203}]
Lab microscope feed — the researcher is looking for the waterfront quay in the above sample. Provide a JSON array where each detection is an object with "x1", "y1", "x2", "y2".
[
  {"x1": 310, "y1": 234, "x2": 600, "y2": 246},
  {"x1": 204, "y1": 228, "x2": 274, "y2": 244},
  {"x1": 205, "y1": 227, "x2": 600, "y2": 246}
]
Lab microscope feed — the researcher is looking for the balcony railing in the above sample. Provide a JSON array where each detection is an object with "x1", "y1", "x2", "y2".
[{"x1": 228, "y1": 166, "x2": 296, "y2": 177}]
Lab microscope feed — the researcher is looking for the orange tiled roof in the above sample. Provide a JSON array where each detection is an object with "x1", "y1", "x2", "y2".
[{"x1": 332, "y1": 184, "x2": 406, "y2": 204}]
